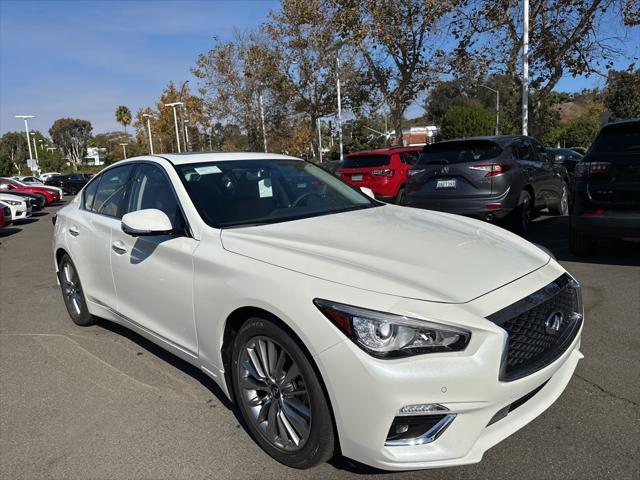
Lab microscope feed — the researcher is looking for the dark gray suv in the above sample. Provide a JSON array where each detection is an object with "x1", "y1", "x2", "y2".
[{"x1": 403, "y1": 136, "x2": 570, "y2": 232}]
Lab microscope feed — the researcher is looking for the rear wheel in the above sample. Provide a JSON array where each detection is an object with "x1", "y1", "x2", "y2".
[
  {"x1": 58, "y1": 254, "x2": 94, "y2": 326},
  {"x1": 569, "y1": 228, "x2": 594, "y2": 256},
  {"x1": 549, "y1": 182, "x2": 569, "y2": 215},
  {"x1": 509, "y1": 190, "x2": 533, "y2": 234},
  {"x1": 231, "y1": 317, "x2": 334, "y2": 469}
]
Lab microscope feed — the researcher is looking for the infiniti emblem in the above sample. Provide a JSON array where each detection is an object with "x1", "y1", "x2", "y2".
[{"x1": 544, "y1": 311, "x2": 564, "y2": 335}]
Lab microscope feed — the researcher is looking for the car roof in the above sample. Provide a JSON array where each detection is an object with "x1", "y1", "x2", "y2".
[
  {"x1": 150, "y1": 152, "x2": 302, "y2": 166},
  {"x1": 347, "y1": 146, "x2": 422, "y2": 156}
]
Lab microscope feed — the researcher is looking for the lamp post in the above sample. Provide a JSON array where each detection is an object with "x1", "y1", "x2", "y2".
[
  {"x1": 30, "y1": 131, "x2": 39, "y2": 161},
  {"x1": 479, "y1": 85, "x2": 500, "y2": 135},
  {"x1": 317, "y1": 118, "x2": 323, "y2": 163},
  {"x1": 164, "y1": 102, "x2": 184, "y2": 152},
  {"x1": 183, "y1": 119, "x2": 190, "y2": 152},
  {"x1": 142, "y1": 113, "x2": 155, "y2": 154},
  {"x1": 522, "y1": 0, "x2": 529, "y2": 135},
  {"x1": 258, "y1": 91, "x2": 267, "y2": 153},
  {"x1": 336, "y1": 56, "x2": 344, "y2": 161},
  {"x1": 15, "y1": 115, "x2": 35, "y2": 160},
  {"x1": 38, "y1": 139, "x2": 44, "y2": 150},
  {"x1": 120, "y1": 143, "x2": 129, "y2": 159}
]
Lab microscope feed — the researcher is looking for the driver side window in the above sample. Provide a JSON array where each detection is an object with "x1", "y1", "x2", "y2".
[{"x1": 127, "y1": 164, "x2": 185, "y2": 232}]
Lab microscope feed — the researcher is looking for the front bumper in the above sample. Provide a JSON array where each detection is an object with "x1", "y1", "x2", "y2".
[{"x1": 315, "y1": 263, "x2": 583, "y2": 471}]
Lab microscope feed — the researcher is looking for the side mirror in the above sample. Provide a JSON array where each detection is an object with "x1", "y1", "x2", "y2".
[
  {"x1": 121, "y1": 209, "x2": 173, "y2": 237},
  {"x1": 360, "y1": 187, "x2": 375, "y2": 199}
]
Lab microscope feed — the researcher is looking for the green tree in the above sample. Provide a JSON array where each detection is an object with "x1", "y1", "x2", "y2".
[
  {"x1": 49, "y1": 118, "x2": 93, "y2": 170},
  {"x1": 440, "y1": 105, "x2": 494, "y2": 140},
  {"x1": 115, "y1": 106, "x2": 132, "y2": 133},
  {"x1": 604, "y1": 69, "x2": 640, "y2": 120},
  {"x1": 0, "y1": 151, "x2": 14, "y2": 176},
  {"x1": 334, "y1": 0, "x2": 457, "y2": 144},
  {"x1": 0, "y1": 132, "x2": 29, "y2": 174},
  {"x1": 563, "y1": 116, "x2": 600, "y2": 148}
]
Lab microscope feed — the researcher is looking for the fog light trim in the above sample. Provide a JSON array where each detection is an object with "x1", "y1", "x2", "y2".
[{"x1": 385, "y1": 414, "x2": 456, "y2": 446}]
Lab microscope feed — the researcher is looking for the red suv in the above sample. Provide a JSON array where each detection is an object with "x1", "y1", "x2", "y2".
[{"x1": 338, "y1": 147, "x2": 421, "y2": 203}]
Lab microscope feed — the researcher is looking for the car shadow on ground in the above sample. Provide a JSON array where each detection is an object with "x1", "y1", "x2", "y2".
[
  {"x1": 31, "y1": 211, "x2": 49, "y2": 217},
  {"x1": 94, "y1": 319, "x2": 234, "y2": 411},
  {"x1": 523, "y1": 215, "x2": 640, "y2": 267},
  {"x1": 14, "y1": 218, "x2": 39, "y2": 225},
  {"x1": 0, "y1": 226, "x2": 22, "y2": 238}
]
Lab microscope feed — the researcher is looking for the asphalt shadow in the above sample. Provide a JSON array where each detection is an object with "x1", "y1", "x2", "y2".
[
  {"x1": 522, "y1": 215, "x2": 640, "y2": 267},
  {"x1": 0, "y1": 226, "x2": 22, "y2": 238}
]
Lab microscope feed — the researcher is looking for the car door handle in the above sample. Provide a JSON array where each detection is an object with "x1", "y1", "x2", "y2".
[
  {"x1": 68, "y1": 226, "x2": 80, "y2": 237},
  {"x1": 111, "y1": 241, "x2": 127, "y2": 255}
]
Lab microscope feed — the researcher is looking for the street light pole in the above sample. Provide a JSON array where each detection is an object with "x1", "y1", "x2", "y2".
[
  {"x1": 317, "y1": 118, "x2": 323, "y2": 163},
  {"x1": 183, "y1": 119, "x2": 190, "y2": 152},
  {"x1": 31, "y1": 132, "x2": 39, "y2": 161},
  {"x1": 120, "y1": 143, "x2": 129, "y2": 159},
  {"x1": 15, "y1": 115, "x2": 35, "y2": 160},
  {"x1": 522, "y1": 0, "x2": 529, "y2": 135},
  {"x1": 164, "y1": 102, "x2": 184, "y2": 152},
  {"x1": 258, "y1": 91, "x2": 267, "y2": 153},
  {"x1": 479, "y1": 85, "x2": 500, "y2": 135},
  {"x1": 336, "y1": 56, "x2": 344, "y2": 161},
  {"x1": 142, "y1": 113, "x2": 155, "y2": 154}
]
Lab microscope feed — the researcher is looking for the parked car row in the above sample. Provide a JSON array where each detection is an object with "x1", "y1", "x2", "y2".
[
  {"x1": 0, "y1": 177, "x2": 61, "y2": 211},
  {"x1": 44, "y1": 173, "x2": 93, "y2": 195},
  {"x1": 338, "y1": 136, "x2": 570, "y2": 233},
  {"x1": 335, "y1": 120, "x2": 639, "y2": 253}
]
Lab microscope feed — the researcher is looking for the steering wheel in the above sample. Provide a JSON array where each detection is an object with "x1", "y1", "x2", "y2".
[{"x1": 291, "y1": 191, "x2": 324, "y2": 207}]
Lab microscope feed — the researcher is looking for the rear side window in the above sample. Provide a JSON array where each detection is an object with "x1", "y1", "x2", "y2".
[
  {"x1": 514, "y1": 140, "x2": 536, "y2": 161},
  {"x1": 400, "y1": 151, "x2": 420, "y2": 165},
  {"x1": 418, "y1": 140, "x2": 501, "y2": 165},
  {"x1": 91, "y1": 165, "x2": 133, "y2": 218},
  {"x1": 342, "y1": 154, "x2": 390, "y2": 168},
  {"x1": 590, "y1": 122, "x2": 640, "y2": 154}
]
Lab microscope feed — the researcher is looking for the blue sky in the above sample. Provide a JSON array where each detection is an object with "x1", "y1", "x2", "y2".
[{"x1": 1, "y1": 0, "x2": 638, "y2": 136}]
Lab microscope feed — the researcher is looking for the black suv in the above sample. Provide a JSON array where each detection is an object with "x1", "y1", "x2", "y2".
[
  {"x1": 569, "y1": 119, "x2": 640, "y2": 255},
  {"x1": 404, "y1": 136, "x2": 570, "y2": 232},
  {"x1": 45, "y1": 173, "x2": 92, "y2": 195}
]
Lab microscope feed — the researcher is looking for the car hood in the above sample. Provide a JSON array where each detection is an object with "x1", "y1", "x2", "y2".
[
  {"x1": 220, "y1": 205, "x2": 550, "y2": 303},
  {"x1": 0, "y1": 193, "x2": 26, "y2": 203}
]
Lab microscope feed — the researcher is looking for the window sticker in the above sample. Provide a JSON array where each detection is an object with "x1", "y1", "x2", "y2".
[
  {"x1": 194, "y1": 165, "x2": 222, "y2": 175},
  {"x1": 258, "y1": 178, "x2": 273, "y2": 198}
]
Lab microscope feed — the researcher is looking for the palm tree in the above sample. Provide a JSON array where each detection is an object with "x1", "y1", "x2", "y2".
[{"x1": 115, "y1": 106, "x2": 132, "y2": 133}]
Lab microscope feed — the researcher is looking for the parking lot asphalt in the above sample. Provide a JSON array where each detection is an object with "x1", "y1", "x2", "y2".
[{"x1": 1, "y1": 200, "x2": 638, "y2": 480}]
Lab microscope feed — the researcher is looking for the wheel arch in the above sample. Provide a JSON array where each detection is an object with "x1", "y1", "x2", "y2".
[{"x1": 220, "y1": 305, "x2": 341, "y2": 453}]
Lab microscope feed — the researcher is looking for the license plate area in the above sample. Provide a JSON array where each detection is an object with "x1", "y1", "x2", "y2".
[
  {"x1": 351, "y1": 174, "x2": 363, "y2": 181},
  {"x1": 436, "y1": 179, "x2": 456, "y2": 189}
]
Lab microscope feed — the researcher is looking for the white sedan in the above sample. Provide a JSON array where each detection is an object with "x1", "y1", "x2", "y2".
[
  {"x1": 0, "y1": 192, "x2": 31, "y2": 222},
  {"x1": 52, "y1": 153, "x2": 583, "y2": 470}
]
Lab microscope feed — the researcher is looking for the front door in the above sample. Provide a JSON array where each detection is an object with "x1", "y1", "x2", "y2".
[{"x1": 110, "y1": 163, "x2": 199, "y2": 356}]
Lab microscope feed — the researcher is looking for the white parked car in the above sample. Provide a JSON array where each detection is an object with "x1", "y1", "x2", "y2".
[
  {"x1": 0, "y1": 192, "x2": 31, "y2": 222},
  {"x1": 12, "y1": 176, "x2": 63, "y2": 196},
  {"x1": 39, "y1": 172, "x2": 61, "y2": 182},
  {"x1": 52, "y1": 153, "x2": 584, "y2": 470}
]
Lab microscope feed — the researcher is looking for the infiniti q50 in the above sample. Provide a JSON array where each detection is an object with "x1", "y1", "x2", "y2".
[{"x1": 52, "y1": 153, "x2": 583, "y2": 470}]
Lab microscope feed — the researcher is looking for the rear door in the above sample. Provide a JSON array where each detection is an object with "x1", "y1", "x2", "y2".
[
  {"x1": 514, "y1": 138, "x2": 547, "y2": 206},
  {"x1": 583, "y1": 122, "x2": 640, "y2": 208},
  {"x1": 407, "y1": 140, "x2": 500, "y2": 199}
]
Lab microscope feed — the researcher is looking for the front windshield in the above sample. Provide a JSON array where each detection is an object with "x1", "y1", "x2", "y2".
[{"x1": 176, "y1": 159, "x2": 378, "y2": 228}]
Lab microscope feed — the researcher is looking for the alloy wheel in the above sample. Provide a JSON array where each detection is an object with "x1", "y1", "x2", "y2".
[
  {"x1": 238, "y1": 336, "x2": 312, "y2": 452},
  {"x1": 61, "y1": 261, "x2": 84, "y2": 317}
]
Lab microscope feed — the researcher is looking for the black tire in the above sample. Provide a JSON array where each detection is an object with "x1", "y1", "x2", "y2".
[
  {"x1": 509, "y1": 190, "x2": 533, "y2": 234},
  {"x1": 231, "y1": 317, "x2": 335, "y2": 469},
  {"x1": 569, "y1": 227, "x2": 593, "y2": 256},
  {"x1": 58, "y1": 254, "x2": 94, "y2": 326},
  {"x1": 549, "y1": 182, "x2": 569, "y2": 216},
  {"x1": 395, "y1": 187, "x2": 406, "y2": 205}
]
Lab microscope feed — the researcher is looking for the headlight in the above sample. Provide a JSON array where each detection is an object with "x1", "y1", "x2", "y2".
[
  {"x1": 313, "y1": 299, "x2": 470, "y2": 358},
  {"x1": 4, "y1": 200, "x2": 20, "y2": 206}
]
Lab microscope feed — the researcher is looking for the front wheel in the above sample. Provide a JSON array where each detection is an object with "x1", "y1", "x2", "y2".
[{"x1": 231, "y1": 318, "x2": 335, "y2": 469}]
